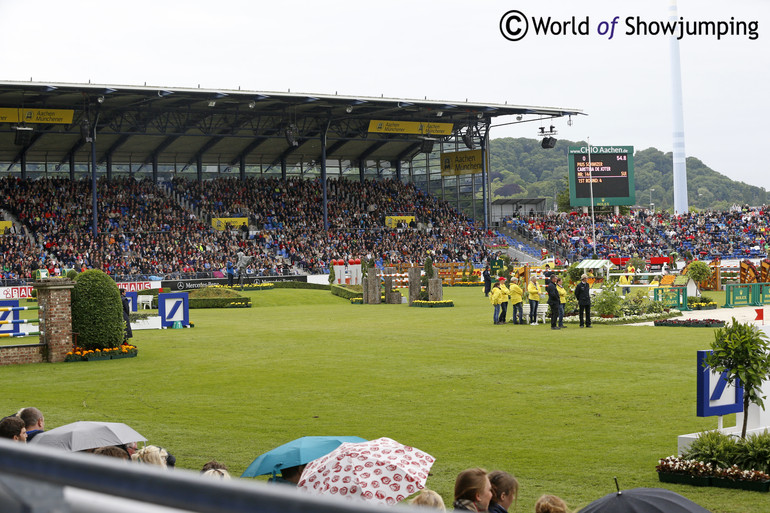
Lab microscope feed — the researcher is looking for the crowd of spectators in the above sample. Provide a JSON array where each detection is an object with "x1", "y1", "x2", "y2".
[
  {"x1": 0, "y1": 175, "x2": 494, "y2": 282},
  {"x1": 3, "y1": 410, "x2": 569, "y2": 511},
  {"x1": 510, "y1": 203, "x2": 770, "y2": 262},
  {"x1": 4, "y1": 173, "x2": 768, "y2": 284}
]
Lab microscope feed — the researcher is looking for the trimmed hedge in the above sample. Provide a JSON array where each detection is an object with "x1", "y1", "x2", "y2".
[
  {"x1": 331, "y1": 284, "x2": 363, "y2": 300},
  {"x1": 189, "y1": 297, "x2": 251, "y2": 309},
  {"x1": 272, "y1": 281, "x2": 331, "y2": 291},
  {"x1": 72, "y1": 270, "x2": 125, "y2": 350}
]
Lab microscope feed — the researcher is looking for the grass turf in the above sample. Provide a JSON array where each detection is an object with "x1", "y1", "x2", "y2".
[{"x1": 0, "y1": 286, "x2": 763, "y2": 513}]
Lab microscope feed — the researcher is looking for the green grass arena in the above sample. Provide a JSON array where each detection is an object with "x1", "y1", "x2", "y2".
[{"x1": 0, "y1": 286, "x2": 763, "y2": 513}]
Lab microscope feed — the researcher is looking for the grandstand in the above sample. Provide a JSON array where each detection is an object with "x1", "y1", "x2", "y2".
[{"x1": 0, "y1": 81, "x2": 582, "y2": 282}]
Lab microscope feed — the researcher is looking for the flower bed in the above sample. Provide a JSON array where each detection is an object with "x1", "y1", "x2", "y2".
[
  {"x1": 65, "y1": 344, "x2": 138, "y2": 362},
  {"x1": 654, "y1": 318, "x2": 725, "y2": 328},
  {"x1": 656, "y1": 456, "x2": 770, "y2": 492},
  {"x1": 452, "y1": 282, "x2": 484, "y2": 287},
  {"x1": 220, "y1": 283, "x2": 275, "y2": 291},
  {"x1": 410, "y1": 300, "x2": 454, "y2": 308}
]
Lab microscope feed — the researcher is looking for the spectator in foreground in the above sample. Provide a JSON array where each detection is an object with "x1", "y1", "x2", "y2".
[
  {"x1": 268, "y1": 464, "x2": 305, "y2": 485},
  {"x1": 409, "y1": 489, "x2": 446, "y2": 510},
  {"x1": 93, "y1": 446, "x2": 131, "y2": 460},
  {"x1": 487, "y1": 470, "x2": 519, "y2": 513},
  {"x1": 453, "y1": 468, "x2": 492, "y2": 512},
  {"x1": 17, "y1": 407, "x2": 45, "y2": 442},
  {"x1": 0, "y1": 416, "x2": 27, "y2": 442},
  {"x1": 132, "y1": 445, "x2": 171, "y2": 467},
  {"x1": 534, "y1": 494, "x2": 569, "y2": 513}
]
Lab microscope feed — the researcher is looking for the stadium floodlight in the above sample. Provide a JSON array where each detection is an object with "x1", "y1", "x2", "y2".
[
  {"x1": 541, "y1": 136, "x2": 557, "y2": 149},
  {"x1": 462, "y1": 128, "x2": 474, "y2": 150},
  {"x1": 420, "y1": 138, "x2": 436, "y2": 153},
  {"x1": 13, "y1": 126, "x2": 33, "y2": 146},
  {"x1": 285, "y1": 124, "x2": 299, "y2": 147}
]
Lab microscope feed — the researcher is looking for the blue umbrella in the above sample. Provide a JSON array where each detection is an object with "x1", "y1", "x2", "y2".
[{"x1": 241, "y1": 436, "x2": 367, "y2": 478}]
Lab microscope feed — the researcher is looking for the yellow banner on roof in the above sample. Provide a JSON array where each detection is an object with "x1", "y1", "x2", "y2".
[
  {"x1": 440, "y1": 149, "x2": 483, "y2": 176},
  {"x1": 367, "y1": 120, "x2": 454, "y2": 136},
  {"x1": 0, "y1": 108, "x2": 74, "y2": 124},
  {"x1": 211, "y1": 217, "x2": 248, "y2": 231}
]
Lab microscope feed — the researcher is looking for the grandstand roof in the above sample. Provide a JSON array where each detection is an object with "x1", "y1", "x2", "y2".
[{"x1": 0, "y1": 81, "x2": 583, "y2": 171}]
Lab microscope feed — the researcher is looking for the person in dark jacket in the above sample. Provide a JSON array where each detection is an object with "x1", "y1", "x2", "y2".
[
  {"x1": 487, "y1": 470, "x2": 518, "y2": 513},
  {"x1": 546, "y1": 274, "x2": 560, "y2": 330},
  {"x1": 575, "y1": 274, "x2": 592, "y2": 328},
  {"x1": 483, "y1": 267, "x2": 492, "y2": 297},
  {"x1": 120, "y1": 289, "x2": 133, "y2": 340}
]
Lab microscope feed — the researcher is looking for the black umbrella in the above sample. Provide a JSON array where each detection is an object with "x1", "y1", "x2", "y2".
[{"x1": 578, "y1": 487, "x2": 711, "y2": 513}]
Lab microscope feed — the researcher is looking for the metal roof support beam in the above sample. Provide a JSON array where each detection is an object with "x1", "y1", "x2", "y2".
[
  {"x1": 186, "y1": 136, "x2": 225, "y2": 167},
  {"x1": 228, "y1": 137, "x2": 269, "y2": 167},
  {"x1": 281, "y1": 158, "x2": 286, "y2": 180},
  {"x1": 358, "y1": 159, "x2": 365, "y2": 184},
  {"x1": 106, "y1": 154, "x2": 113, "y2": 181},
  {"x1": 98, "y1": 134, "x2": 130, "y2": 164},
  {"x1": 196, "y1": 155, "x2": 203, "y2": 183},
  {"x1": 20, "y1": 151, "x2": 26, "y2": 180},
  {"x1": 144, "y1": 135, "x2": 180, "y2": 165},
  {"x1": 321, "y1": 120, "x2": 330, "y2": 231},
  {"x1": 152, "y1": 153, "x2": 158, "y2": 183},
  {"x1": 393, "y1": 160, "x2": 401, "y2": 181},
  {"x1": 239, "y1": 156, "x2": 245, "y2": 181},
  {"x1": 69, "y1": 153, "x2": 75, "y2": 181}
]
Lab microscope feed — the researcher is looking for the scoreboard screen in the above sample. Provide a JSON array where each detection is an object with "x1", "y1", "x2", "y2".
[{"x1": 567, "y1": 145, "x2": 635, "y2": 207}]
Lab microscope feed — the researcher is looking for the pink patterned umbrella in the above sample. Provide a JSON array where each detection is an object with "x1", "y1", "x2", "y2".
[{"x1": 297, "y1": 437, "x2": 435, "y2": 505}]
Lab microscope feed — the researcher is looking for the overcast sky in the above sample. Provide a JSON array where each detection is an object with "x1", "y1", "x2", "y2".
[{"x1": 2, "y1": 0, "x2": 768, "y2": 193}]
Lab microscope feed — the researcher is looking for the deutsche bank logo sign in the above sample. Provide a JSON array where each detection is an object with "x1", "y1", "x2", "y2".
[
  {"x1": 697, "y1": 350, "x2": 743, "y2": 417},
  {"x1": 158, "y1": 292, "x2": 189, "y2": 328}
]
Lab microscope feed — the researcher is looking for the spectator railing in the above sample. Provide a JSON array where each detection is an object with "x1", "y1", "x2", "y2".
[{"x1": 0, "y1": 438, "x2": 412, "y2": 513}]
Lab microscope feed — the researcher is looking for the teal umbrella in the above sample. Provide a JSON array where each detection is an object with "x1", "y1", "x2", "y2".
[{"x1": 241, "y1": 436, "x2": 366, "y2": 478}]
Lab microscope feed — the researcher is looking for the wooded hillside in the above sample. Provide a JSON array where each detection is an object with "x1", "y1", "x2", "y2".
[{"x1": 489, "y1": 137, "x2": 766, "y2": 211}]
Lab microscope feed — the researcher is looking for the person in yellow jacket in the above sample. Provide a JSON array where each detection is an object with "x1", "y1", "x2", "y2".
[
  {"x1": 489, "y1": 282, "x2": 503, "y2": 325},
  {"x1": 497, "y1": 277, "x2": 510, "y2": 324},
  {"x1": 619, "y1": 273, "x2": 631, "y2": 295},
  {"x1": 527, "y1": 276, "x2": 542, "y2": 325},
  {"x1": 509, "y1": 277, "x2": 524, "y2": 324},
  {"x1": 556, "y1": 276, "x2": 568, "y2": 328}
]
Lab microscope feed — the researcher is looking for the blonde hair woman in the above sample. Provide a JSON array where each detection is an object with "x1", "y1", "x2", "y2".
[
  {"x1": 535, "y1": 494, "x2": 569, "y2": 513},
  {"x1": 409, "y1": 489, "x2": 446, "y2": 510},
  {"x1": 131, "y1": 445, "x2": 169, "y2": 467}
]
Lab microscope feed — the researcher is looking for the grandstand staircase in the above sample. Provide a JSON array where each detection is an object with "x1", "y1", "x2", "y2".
[
  {"x1": 0, "y1": 208, "x2": 35, "y2": 246},
  {"x1": 496, "y1": 225, "x2": 540, "y2": 264}
]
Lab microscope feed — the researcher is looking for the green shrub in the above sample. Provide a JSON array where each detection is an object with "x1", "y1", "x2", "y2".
[
  {"x1": 736, "y1": 431, "x2": 770, "y2": 474},
  {"x1": 71, "y1": 270, "x2": 125, "y2": 350},
  {"x1": 565, "y1": 263, "x2": 583, "y2": 285},
  {"x1": 682, "y1": 430, "x2": 741, "y2": 469},
  {"x1": 331, "y1": 285, "x2": 363, "y2": 300},
  {"x1": 66, "y1": 269, "x2": 79, "y2": 280},
  {"x1": 593, "y1": 285, "x2": 623, "y2": 317}
]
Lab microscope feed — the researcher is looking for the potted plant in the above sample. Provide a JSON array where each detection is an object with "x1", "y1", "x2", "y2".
[{"x1": 705, "y1": 318, "x2": 770, "y2": 438}]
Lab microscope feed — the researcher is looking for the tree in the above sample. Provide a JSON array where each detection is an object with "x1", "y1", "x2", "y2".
[
  {"x1": 705, "y1": 318, "x2": 770, "y2": 438},
  {"x1": 686, "y1": 260, "x2": 712, "y2": 285}
]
